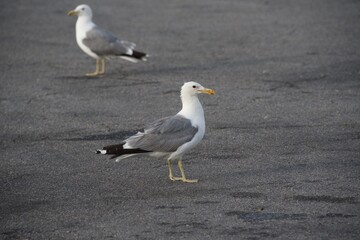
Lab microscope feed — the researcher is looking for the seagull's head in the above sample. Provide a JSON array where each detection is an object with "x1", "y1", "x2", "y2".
[
  {"x1": 181, "y1": 82, "x2": 215, "y2": 98},
  {"x1": 68, "y1": 4, "x2": 93, "y2": 18}
]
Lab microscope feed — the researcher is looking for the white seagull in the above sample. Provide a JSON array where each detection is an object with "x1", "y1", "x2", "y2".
[
  {"x1": 68, "y1": 4, "x2": 148, "y2": 76},
  {"x1": 97, "y1": 82, "x2": 215, "y2": 183}
]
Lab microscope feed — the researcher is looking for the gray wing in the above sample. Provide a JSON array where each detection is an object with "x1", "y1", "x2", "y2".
[
  {"x1": 82, "y1": 26, "x2": 135, "y2": 56},
  {"x1": 125, "y1": 115, "x2": 198, "y2": 152}
]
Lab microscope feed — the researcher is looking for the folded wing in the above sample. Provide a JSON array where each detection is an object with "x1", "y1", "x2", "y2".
[{"x1": 125, "y1": 115, "x2": 198, "y2": 152}]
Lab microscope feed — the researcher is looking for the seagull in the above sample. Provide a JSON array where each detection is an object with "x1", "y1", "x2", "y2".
[
  {"x1": 67, "y1": 4, "x2": 148, "y2": 76},
  {"x1": 97, "y1": 82, "x2": 215, "y2": 183}
]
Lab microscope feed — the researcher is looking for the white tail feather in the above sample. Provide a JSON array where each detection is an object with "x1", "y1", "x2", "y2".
[
  {"x1": 115, "y1": 154, "x2": 137, "y2": 162},
  {"x1": 97, "y1": 149, "x2": 107, "y2": 154},
  {"x1": 120, "y1": 56, "x2": 139, "y2": 63}
]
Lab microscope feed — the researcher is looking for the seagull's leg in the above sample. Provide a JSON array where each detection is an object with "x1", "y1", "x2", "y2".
[
  {"x1": 178, "y1": 160, "x2": 198, "y2": 183},
  {"x1": 86, "y1": 59, "x2": 100, "y2": 76},
  {"x1": 168, "y1": 159, "x2": 182, "y2": 181},
  {"x1": 99, "y1": 58, "x2": 105, "y2": 74}
]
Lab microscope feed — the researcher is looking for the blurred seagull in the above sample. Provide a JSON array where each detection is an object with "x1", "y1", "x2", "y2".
[
  {"x1": 68, "y1": 4, "x2": 148, "y2": 76},
  {"x1": 97, "y1": 82, "x2": 215, "y2": 183}
]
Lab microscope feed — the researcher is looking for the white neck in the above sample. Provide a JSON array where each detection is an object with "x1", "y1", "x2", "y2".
[
  {"x1": 75, "y1": 16, "x2": 96, "y2": 38},
  {"x1": 178, "y1": 94, "x2": 204, "y2": 125},
  {"x1": 76, "y1": 15, "x2": 94, "y2": 29},
  {"x1": 79, "y1": 14, "x2": 92, "y2": 22}
]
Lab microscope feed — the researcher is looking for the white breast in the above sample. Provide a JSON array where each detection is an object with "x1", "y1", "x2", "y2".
[
  {"x1": 169, "y1": 123, "x2": 205, "y2": 160},
  {"x1": 75, "y1": 18, "x2": 99, "y2": 59},
  {"x1": 169, "y1": 98, "x2": 206, "y2": 159}
]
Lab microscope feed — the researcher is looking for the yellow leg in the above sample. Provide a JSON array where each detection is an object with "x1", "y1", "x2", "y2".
[
  {"x1": 168, "y1": 159, "x2": 182, "y2": 181},
  {"x1": 178, "y1": 160, "x2": 198, "y2": 183},
  {"x1": 99, "y1": 59, "x2": 105, "y2": 74},
  {"x1": 86, "y1": 59, "x2": 101, "y2": 76}
]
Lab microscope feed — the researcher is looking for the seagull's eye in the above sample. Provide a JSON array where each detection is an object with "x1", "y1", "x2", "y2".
[
  {"x1": 81, "y1": 8, "x2": 85, "y2": 11},
  {"x1": 192, "y1": 85, "x2": 197, "y2": 89}
]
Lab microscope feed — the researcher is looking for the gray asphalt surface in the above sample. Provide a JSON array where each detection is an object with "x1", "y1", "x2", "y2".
[{"x1": 1, "y1": 0, "x2": 360, "y2": 239}]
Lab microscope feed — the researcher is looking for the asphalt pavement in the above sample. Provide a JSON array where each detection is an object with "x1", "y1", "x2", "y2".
[{"x1": 1, "y1": 0, "x2": 359, "y2": 239}]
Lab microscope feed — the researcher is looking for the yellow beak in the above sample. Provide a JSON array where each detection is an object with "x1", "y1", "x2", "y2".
[
  {"x1": 67, "y1": 10, "x2": 78, "y2": 16},
  {"x1": 198, "y1": 88, "x2": 216, "y2": 95}
]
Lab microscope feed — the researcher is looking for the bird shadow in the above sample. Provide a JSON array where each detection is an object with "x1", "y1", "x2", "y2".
[
  {"x1": 56, "y1": 74, "x2": 110, "y2": 80},
  {"x1": 63, "y1": 130, "x2": 136, "y2": 141},
  {"x1": 56, "y1": 71, "x2": 135, "y2": 81}
]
